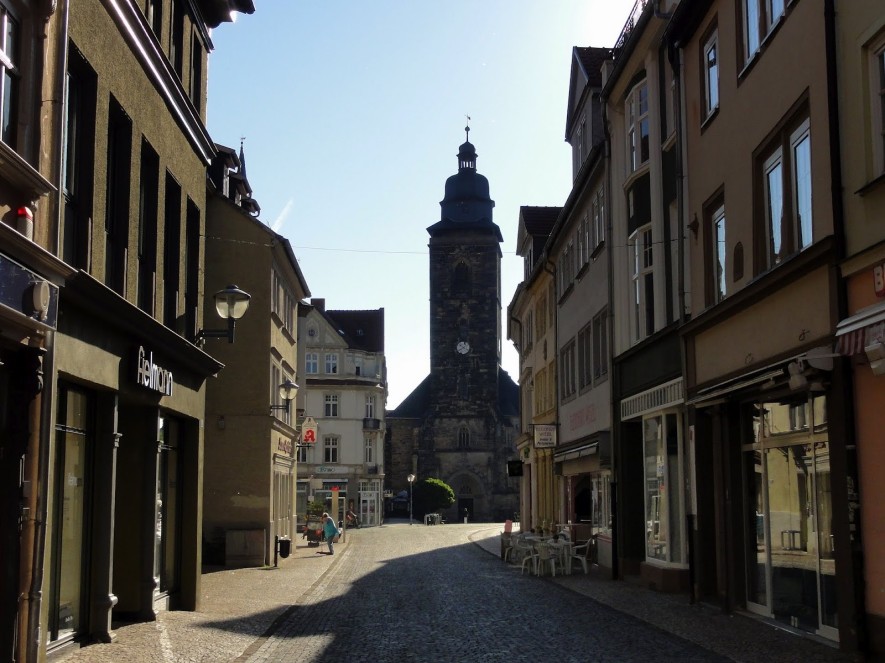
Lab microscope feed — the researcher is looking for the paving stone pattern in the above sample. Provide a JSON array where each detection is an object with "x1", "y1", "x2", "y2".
[
  {"x1": 245, "y1": 526, "x2": 723, "y2": 663},
  {"x1": 49, "y1": 523, "x2": 857, "y2": 663}
]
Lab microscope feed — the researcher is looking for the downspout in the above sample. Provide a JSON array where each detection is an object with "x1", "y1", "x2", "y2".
[
  {"x1": 670, "y1": 35, "x2": 694, "y2": 603},
  {"x1": 24, "y1": 3, "x2": 70, "y2": 661},
  {"x1": 601, "y1": 90, "x2": 619, "y2": 581},
  {"x1": 823, "y1": 0, "x2": 866, "y2": 652},
  {"x1": 542, "y1": 258, "x2": 557, "y2": 527}
]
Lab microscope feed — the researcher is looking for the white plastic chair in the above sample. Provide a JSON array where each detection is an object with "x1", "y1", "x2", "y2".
[
  {"x1": 570, "y1": 540, "x2": 590, "y2": 574},
  {"x1": 520, "y1": 544, "x2": 539, "y2": 575},
  {"x1": 536, "y1": 542, "x2": 563, "y2": 577}
]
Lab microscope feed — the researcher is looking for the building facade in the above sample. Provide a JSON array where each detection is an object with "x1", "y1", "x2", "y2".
[
  {"x1": 549, "y1": 46, "x2": 613, "y2": 565},
  {"x1": 605, "y1": 0, "x2": 689, "y2": 592},
  {"x1": 387, "y1": 135, "x2": 519, "y2": 523},
  {"x1": 202, "y1": 144, "x2": 311, "y2": 568},
  {"x1": 830, "y1": 0, "x2": 885, "y2": 655},
  {"x1": 669, "y1": 0, "x2": 861, "y2": 649},
  {"x1": 297, "y1": 300, "x2": 386, "y2": 528},
  {"x1": 0, "y1": 1, "x2": 256, "y2": 660},
  {"x1": 509, "y1": 206, "x2": 559, "y2": 531}
]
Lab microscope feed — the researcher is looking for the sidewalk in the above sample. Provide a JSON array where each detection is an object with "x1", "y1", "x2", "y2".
[
  {"x1": 470, "y1": 527, "x2": 859, "y2": 663},
  {"x1": 48, "y1": 534, "x2": 347, "y2": 663}
]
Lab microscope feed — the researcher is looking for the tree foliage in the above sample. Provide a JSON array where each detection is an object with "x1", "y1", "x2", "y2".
[{"x1": 412, "y1": 477, "x2": 455, "y2": 516}]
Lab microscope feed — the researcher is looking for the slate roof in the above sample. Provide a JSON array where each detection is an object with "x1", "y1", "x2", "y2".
[
  {"x1": 521, "y1": 206, "x2": 560, "y2": 237},
  {"x1": 387, "y1": 368, "x2": 519, "y2": 419},
  {"x1": 575, "y1": 46, "x2": 611, "y2": 88},
  {"x1": 322, "y1": 308, "x2": 385, "y2": 353}
]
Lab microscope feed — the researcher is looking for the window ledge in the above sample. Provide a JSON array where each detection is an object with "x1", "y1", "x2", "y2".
[
  {"x1": 700, "y1": 106, "x2": 719, "y2": 133},
  {"x1": 623, "y1": 163, "x2": 650, "y2": 191},
  {"x1": 856, "y1": 172, "x2": 885, "y2": 197},
  {"x1": 0, "y1": 142, "x2": 56, "y2": 203},
  {"x1": 591, "y1": 240, "x2": 606, "y2": 261}
]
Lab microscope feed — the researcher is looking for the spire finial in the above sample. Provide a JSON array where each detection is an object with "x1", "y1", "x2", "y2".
[
  {"x1": 465, "y1": 115, "x2": 471, "y2": 142},
  {"x1": 238, "y1": 136, "x2": 247, "y2": 177}
]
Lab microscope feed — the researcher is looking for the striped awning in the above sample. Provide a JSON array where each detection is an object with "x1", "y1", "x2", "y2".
[{"x1": 835, "y1": 302, "x2": 885, "y2": 356}]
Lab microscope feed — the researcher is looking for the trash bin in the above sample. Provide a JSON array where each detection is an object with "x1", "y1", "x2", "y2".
[{"x1": 278, "y1": 537, "x2": 291, "y2": 559}]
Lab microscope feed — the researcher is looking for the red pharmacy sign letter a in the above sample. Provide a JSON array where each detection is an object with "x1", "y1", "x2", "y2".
[{"x1": 303, "y1": 429, "x2": 315, "y2": 443}]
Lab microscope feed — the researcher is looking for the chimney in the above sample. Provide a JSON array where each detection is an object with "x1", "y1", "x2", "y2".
[{"x1": 311, "y1": 298, "x2": 325, "y2": 312}]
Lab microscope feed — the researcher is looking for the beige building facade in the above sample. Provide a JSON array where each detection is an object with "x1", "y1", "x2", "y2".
[{"x1": 202, "y1": 145, "x2": 310, "y2": 567}]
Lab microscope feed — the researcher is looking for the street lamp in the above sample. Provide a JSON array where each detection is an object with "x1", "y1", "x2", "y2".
[
  {"x1": 407, "y1": 473, "x2": 415, "y2": 525},
  {"x1": 269, "y1": 378, "x2": 299, "y2": 416},
  {"x1": 195, "y1": 284, "x2": 251, "y2": 345}
]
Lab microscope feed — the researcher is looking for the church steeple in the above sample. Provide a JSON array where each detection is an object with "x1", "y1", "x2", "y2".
[{"x1": 435, "y1": 127, "x2": 497, "y2": 231}]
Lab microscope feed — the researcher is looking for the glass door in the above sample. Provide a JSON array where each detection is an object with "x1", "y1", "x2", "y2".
[
  {"x1": 742, "y1": 395, "x2": 836, "y2": 640},
  {"x1": 154, "y1": 416, "x2": 181, "y2": 600},
  {"x1": 50, "y1": 386, "x2": 91, "y2": 642}
]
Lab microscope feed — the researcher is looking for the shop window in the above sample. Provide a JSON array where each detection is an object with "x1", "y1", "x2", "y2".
[{"x1": 643, "y1": 412, "x2": 684, "y2": 563}]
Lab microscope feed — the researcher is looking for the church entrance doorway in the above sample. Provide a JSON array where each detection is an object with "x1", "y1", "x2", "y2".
[{"x1": 458, "y1": 498, "x2": 474, "y2": 523}]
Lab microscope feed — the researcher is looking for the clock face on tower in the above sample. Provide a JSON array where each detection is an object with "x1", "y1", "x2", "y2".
[{"x1": 456, "y1": 341, "x2": 470, "y2": 355}]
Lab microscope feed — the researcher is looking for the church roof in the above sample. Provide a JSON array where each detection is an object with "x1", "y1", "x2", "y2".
[
  {"x1": 387, "y1": 374, "x2": 431, "y2": 418},
  {"x1": 387, "y1": 368, "x2": 519, "y2": 419}
]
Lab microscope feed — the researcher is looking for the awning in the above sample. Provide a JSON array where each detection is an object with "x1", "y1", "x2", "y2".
[
  {"x1": 835, "y1": 302, "x2": 885, "y2": 356},
  {"x1": 554, "y1": 441, "x2": 598, "y2": 462}
]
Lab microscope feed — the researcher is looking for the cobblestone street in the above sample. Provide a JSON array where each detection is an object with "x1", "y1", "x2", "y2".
[
  {"x1": 49, "y1": 523, "x2": 855, "y2": 663},
  {"x1": 245, "y1": 524, "x2": 722, "y2": 663}
]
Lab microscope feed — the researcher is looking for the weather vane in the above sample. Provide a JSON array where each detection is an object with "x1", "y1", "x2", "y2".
[{"x1": 465, "y1": 115, "x2": 471, "y2": 142}]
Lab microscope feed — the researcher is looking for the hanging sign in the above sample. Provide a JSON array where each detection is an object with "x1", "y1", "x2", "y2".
[
  {"x1": 301, "y1": 416, "x2": 318, "y2": 445},
  {"x1": 534, "y1": 424, "x2": 557, "y2": 448}
]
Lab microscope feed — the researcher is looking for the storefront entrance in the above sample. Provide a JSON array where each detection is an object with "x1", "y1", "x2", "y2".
[
  {"x1": 742, "y1": 395, "x2": 837, "y2": 640},
  {"x1": 155, "y1": 416, "x2": 182, "y2": 607}
]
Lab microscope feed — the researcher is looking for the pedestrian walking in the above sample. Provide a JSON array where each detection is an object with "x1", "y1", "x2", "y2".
[{"x1": 322, "y1": 512, "x2": 340, "y2": 555}]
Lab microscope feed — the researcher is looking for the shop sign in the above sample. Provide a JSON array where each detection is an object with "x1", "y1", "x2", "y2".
[
  {"x1": 135, "y1": 346, "x2": 174, "y2": 396},
  {"x1": 534, "y1": 424, "x2": 557, "y2": 448},
  {"x1": 316, "y1": 466, "x2": 336, "y2": 474},
  {"x1": 277, "y1": 437, "x2": 293, "y2": 454}
]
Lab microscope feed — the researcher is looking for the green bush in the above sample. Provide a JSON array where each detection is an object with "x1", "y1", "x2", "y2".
[{"x1": 412, "y1": 477, "x2": 455, "y2": 516}]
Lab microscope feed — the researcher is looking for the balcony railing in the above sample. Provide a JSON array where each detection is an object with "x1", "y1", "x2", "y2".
[
  {"x1": 363, "y1": 417, "x2": 381, "y2": 430},
  {"x1": 613, "y1": 0, "x2": 651, "y2": 60}
]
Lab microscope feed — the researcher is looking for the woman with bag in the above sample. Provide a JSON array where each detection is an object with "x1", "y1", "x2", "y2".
[{"x1": 322, "y1": 512, "x2": 340, "y2": 555}]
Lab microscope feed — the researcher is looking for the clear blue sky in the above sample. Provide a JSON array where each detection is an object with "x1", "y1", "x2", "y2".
[{"x1": 206, "y1": 1, "x2": 634, "y2": 409}]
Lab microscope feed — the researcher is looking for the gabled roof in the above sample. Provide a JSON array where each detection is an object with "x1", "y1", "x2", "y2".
[
  {"x1": 565, "y1": 46, "x2": 611, "y2": 140},
  {"x1": 301, "y1": 304, "x2": 384, "y2": 353},
  {"x1": 326, "y1": 309, "x2": 385, "y2": 353},
  {"x1": 516, "y1": 205, "x2": 561, "y2": 257}
]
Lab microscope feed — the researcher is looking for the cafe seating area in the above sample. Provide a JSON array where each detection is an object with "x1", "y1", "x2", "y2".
[{"x1": 501, "y1": 527, "x2": 592, "y2": 577}]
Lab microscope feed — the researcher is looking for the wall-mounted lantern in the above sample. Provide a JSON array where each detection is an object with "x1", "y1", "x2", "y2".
[{"x1": 195, "y1": 284, "x2": 251, "y2": 345}]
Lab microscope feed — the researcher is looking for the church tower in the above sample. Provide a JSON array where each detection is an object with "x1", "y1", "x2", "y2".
[
  {"x1": 385, "y1": 128, "x2": 519, "y2": 523},
  {"x1": 427, "y1": 129, "x2": 502, "y2": 416}
]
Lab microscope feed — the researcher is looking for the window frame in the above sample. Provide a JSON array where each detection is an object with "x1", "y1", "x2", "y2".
[
  {"x1": 324, "y1": 352, "x2": 338, "y2": 375},
  {"x1": 703, "y1": 27, "x2": 720, "y2": 120},
  {"x1": 578, "y1": 324, "x2": 593, "y2": 390},
  {"x1": 758, "y1": 115, "x2": 812, "y2": 271},
  {"x1": 592, "y1": 309, "x2": 608, "y2": 382},
  {"x1": 323, "y1": 393, "x2": 339, "y2": 418},
  {"x1": 873, "y1": 35, "x2": 885, "y2": 177},
  {"x1": 323, "y1": 435, "x2": 339, "y2": 464},
  {"x1": 559, "y1": 339, "x2": 577, "y2": 402},
  {"x1": 629, "y1": 225, "x2": 655, "y2": 342},
  {"x1": 0, "y1": 3, "x2": 20, "y2": 148},
  {"x1": 305, "y1": 352, "x2": 318, "y2": 374},
  {"x1": 626, "y1": 80, "x2": 650, "y2": 173}
]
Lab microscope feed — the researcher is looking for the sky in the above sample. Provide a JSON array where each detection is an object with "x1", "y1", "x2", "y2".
[{"x1": 205, "y1": 1, "x2": 635, "y2": 409}]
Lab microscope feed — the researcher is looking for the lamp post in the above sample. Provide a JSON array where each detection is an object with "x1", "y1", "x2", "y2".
[
  {"x1": 195, "y1": 284, "x2": 251, "y2": 345},
  {"x1": 407, "y1": 473, "x2": 415, "y2": 525}
]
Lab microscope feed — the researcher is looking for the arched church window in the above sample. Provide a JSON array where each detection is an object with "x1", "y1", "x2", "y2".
[
  {"x1": 453, "y1": 262, "x2": 470, "y2": 294},
  {"x1": 458, "y1": 426, "x2": 470, "y2": 448}
]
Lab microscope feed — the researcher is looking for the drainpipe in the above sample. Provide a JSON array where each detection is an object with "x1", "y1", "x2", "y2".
[
  {"x1": 17, "y1": 345, "x2": 45, "y2": 663},
  {"x1": 823, "y1": 0, "x2": 865, "y2": 652},
  {"x1": 600, "y1": 91, "x2": 619, "y2": 581},
  {"x1": 23, "y1": 3, "x2": 70, "y2": 661},
  {"x1": 542, "y1": 258, "x2": 557, "y2": 527},
  {"x1": 669, "y1": 35, "x2": 695, "y2": 603}
]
